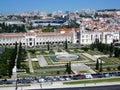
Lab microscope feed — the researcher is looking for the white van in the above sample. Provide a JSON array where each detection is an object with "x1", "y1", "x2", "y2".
[{"x1": 84, "y1": 74, "x2": 93, "y2": 79}]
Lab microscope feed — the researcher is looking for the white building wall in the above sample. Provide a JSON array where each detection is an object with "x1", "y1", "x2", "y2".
[
  {"x1": 79, "y1": 30, "x2": 120, "y2": 45},
  {"x1": 0, "y1": 32, "x2": 72, "y2": 47},
  {"x1": 25, "y1": 35, "x2": 36, "y2": 47}
]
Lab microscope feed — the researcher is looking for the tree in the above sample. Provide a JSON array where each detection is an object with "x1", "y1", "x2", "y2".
[
  {"x1": 90, "y1": 43, "x2": 95, "y2": 50},
  {"x1": 17, "y1": 42, "x2": 22, "y2": 69},
  {"x1": 0, "y1": 47, "x2": 16, "y2": 77},
  {"x1": 47, "y1": 41, "x2": 50, "y2": 51},
  {"x1": 81, "y1": 46, "x2": 89, "y2": 52},
  {"x1": 99, "y1": 60, "x2": 102, "y2": 72},
  {"x1": 109, "y1": 43, "x2": 113, "y2": 57},
  {"x1": 57, "y1": 71, "x2": 60, "y2": 75},
  {"x1": 114, "y1": 47, "x2": 120, "y2": 57},
  {"x1": 66, "y1": 62, "x2": 72, "y2": 74},
  {"x1": 68, "y1": 62, "x2": 71, "y2": 74},
  {"x1": 95, "y1": 59, "x2": 99, "y2": 70},
  {"x1": 66, "y1": 63, "x2": 69, "y2": 73},
  {"x1": 65, "y1": 39, "x2": 68, "y2": 49},
  {"x1": 117, "y1": 66, "x2": 120, "y2": 71},
  {"x1": 0, "y1": 23, "x2": 26, "y2": 33},
  {"x1": 90, "y1": 39, "x2": 114, "y2": 55},
  {"x1": 107, "y1": 67, "x2": 111, "y2": 71},
  {"x1": 8, "y1": 48, "x2": 16, "y2": 77}
]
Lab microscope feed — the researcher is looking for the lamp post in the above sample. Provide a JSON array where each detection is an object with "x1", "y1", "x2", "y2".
[
  {"x1": 15, "y1": 63, "x2": 18, "y2": 90},
  {"x1": 12, "y1": 65, "x2": 17, "y2": 90},
  {"x1": 13, "y1": 42, "x2": 19, "y2": 90}
]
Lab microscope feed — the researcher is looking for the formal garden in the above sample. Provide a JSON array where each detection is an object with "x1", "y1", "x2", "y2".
[{"x1": 1, "y1": 39, "x2": 120, "y2": 78}]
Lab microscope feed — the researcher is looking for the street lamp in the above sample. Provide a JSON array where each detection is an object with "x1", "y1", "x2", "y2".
[
  {"x1": 12, "y1": 65, "x2": 17, "y2": 90},
  {"x1": 12, "y1": 42, "x2": 19, "y2": 90}
]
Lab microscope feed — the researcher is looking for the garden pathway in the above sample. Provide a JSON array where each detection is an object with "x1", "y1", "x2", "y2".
[
  {"x1": 37, "y1": 55, "x2": 48, "y2": 67},
  {"x1": 71, "y1": 63, "x2": 96, "y2": 74},
  {"x1": 27, "y1": 52, "x2": 34, "y2": 73}
]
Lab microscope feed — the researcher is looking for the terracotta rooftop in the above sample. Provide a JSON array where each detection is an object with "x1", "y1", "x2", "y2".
[{"x1": 0, "y1": 33, "x2": 24, "y2": 38}]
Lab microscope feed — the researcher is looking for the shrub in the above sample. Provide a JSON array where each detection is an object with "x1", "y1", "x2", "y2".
[{"x1": 117, "y1": 66, "x2": 120, "y2": 70}]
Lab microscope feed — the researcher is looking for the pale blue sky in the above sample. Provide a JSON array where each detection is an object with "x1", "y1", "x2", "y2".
[{"x1": 0, "y1": 0, "x2": 120, "y2": 14}]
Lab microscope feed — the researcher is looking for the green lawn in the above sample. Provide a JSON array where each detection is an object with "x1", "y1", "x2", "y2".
[
  {"x1": 100, "y1": 57, "x2": 117, "y2": 65},
  {"x1": 29, "y1": 52, "x2": 36, "y2": 58},
  {"x1": 18, "y1": 71, "x2": 66, "y2": 77},
  {"x1": 110, "y1": 57, "x2": 120, "y2": 64},
  {"x1": 33, "y1": 71, "x2": 66, "y2": 76},
  {"x1": 87, "y1": 50, "x2": 104, "y2": 55},
  {"x1": 44, "y1": 56, "x2": 53, "y2": 65},
  {"x1": 32, "y1": 61, "x2": 40, "y2": 69},
  {"x1": 21, "y1": 61, "x2": 29, "y2": 73},
  {"x1": 40, "y1": 65, "x2": 66, "y2": 69},
  {"x1": 64, "y1": 78, "x2": 120, "y2": 84},
  {"x1": 66, "y1": 49, "x2": 84, "y2": 54},
  {"x1": 80, "y1": 54, "x2": 94, "y2": 62},
  {"x1": 36, "y1": 50, "x2": 55, "y2": 55}
]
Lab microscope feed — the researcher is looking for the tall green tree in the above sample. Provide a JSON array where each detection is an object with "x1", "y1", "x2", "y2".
[
  {"x1": 109, "y1": 43, "x2": 113, "y2": 57},
  {"x1": 17, "y1": 42, "x2": 22, "y2": 69},
  {"x1": 47, "y1": 41, "x2": 50, "y2": 51},
  {"x1": 95, "y1": 59, "x2": 99, "y2": 70},
  {"x1": 68, "y1": 62, "x2": 71, "y2": 74},
  {"x1": 8, "y1": 42, "x2": 18, "y2": 77},
  {"x1": 0, "y1": 47, "x2": 16, "y2": 77},
  {"x1": 114, "y1": 47, "x2": 120, "y2": 57},
  {"x1": 90, "y1": 43, "x2": 95, "y2": 50},
  {"x1": 81, "y1": 46, "x2": 89, "y2": 52},
  {"x1": 117, "y1": 65, "x2": 120, "y2": 71},
  {"x1": 99, "y1": 60, "x2": 102, "y2": 72},
  {"x1": 66, "y1": 63, "x2": 69, "y2": 73},
  {"x1": 65, "y1": 39, "x2": 68, "y2": 49},
  {"x1": 66, "y1": 62, "x2": 72, "y2": 74}
]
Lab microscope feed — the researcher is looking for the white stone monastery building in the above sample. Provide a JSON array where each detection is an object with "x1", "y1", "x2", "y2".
[
  {"x1": 79, "y1": 26, "x2": 120, "y2": 45},
  {"x1": 0, "y1": 31, "x2": 72, "y2": 47},
  {"x1": 0, "y1": 26, "x2": 120, "y2": 47}
]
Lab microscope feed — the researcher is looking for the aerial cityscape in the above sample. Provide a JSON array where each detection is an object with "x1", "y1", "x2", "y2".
[{"x1": 0, "y1": 0, "x2": 120, "y2": 90}]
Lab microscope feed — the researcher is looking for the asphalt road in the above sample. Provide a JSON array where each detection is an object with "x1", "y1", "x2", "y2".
[{"x1": 27, "y1": 85, "x2": 120, "y2": 90}]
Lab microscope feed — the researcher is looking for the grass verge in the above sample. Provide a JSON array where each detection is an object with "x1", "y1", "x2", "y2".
[
  {"x1": 64, "y1": 77, "x2": 120, "y2": 84},
  {"x1": 44, "y1": 56, "x2": 53, "y2": 65},
  {"x1": 32, "y1": 61, "x2": 40, "y2": 69}
]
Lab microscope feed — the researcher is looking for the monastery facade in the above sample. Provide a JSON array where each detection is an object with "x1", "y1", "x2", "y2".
[{"x1": 0, "y1": 26, "x2": 120, "y2": 47}]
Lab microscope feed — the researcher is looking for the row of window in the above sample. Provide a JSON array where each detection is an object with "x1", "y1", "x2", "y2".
[
  {"x1": 82, "y1": 34, "x2": 101, "y2": 39},
  {"x1": 0, "y1": 41, "x2": 71, "y2": 46},
  {"x1": 35, "y1": 41, "x2": 70, "y2": 45},
  {"x1": 0, "y1": 43, "x2": 25, "y2": 46}
]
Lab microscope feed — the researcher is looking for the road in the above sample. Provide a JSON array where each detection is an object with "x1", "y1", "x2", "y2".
[{"x1": 27, "y1": 85, "x2": 120, "y2": 90}]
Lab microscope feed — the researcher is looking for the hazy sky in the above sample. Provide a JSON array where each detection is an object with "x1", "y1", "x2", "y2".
[{"x1": 0, "y1": 0, "x2": 120, "y2": 14}]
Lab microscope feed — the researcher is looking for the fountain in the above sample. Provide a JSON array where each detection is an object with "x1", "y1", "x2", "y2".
[
  {"x1": 50, "y1": 54, "x2": 79, "y2": 62},
  {"x1": 56, "y1": 54, "x2": 79, "y2": 61}
]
